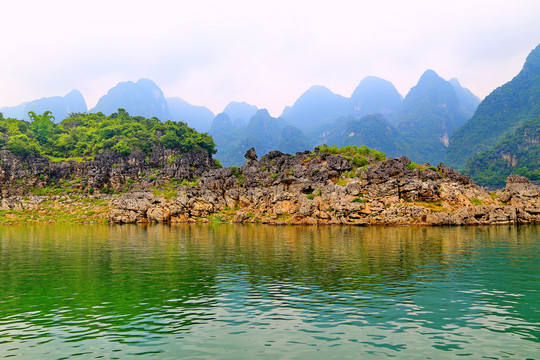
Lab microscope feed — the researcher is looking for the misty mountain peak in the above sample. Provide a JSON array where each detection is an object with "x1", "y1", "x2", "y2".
[
  {"x1": 0, "y1": 89, "x2": 87, "y2": 122},
  {"x1": 91, "y1": 78, "x2": 170, "y2": 121},
  {"x1": 304, "y1": 85, "x2": 335, "y2": 96},
  {"x1": 223, "y1": 101, "x2": 258, "y2": 125},
  {"x1": 281, "y1": 85, "x2": 350, "y2": 128},
  {"x1": 254, "y1": 108, "x2": 271, "y2": 118},
  {"x1": 350, "y1": 76, "x2": 403, "y2": 117},
  {"x1": 417, "y1": 69, "x2": 447, "y2": 87}
]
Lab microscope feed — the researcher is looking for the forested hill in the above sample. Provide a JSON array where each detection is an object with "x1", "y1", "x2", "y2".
[
  {"x1": 446, "y1": 43, "x2": 540, "y2": 170},
  {"x1": 0, "y1": 109, "x2": 216, "y2": 160},
  {"x1": 464, "y1": 116, "x2": 540, "y2": 187}
]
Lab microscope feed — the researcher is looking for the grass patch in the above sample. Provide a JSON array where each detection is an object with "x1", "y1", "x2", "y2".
[
  {"x1": 414, "y1": 201, "x2": 446, "y2": 212},
  {"x1": 333, "y1": 178, "x2": 347, "y2": 186},
  {"x1": 470, "y1": 197, "x2": 483, "y2": 206}
]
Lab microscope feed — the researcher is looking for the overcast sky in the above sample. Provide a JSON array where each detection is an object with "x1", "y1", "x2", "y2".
[{"x1": 1, "y1": 0, "x2": 540, "y2": 116}]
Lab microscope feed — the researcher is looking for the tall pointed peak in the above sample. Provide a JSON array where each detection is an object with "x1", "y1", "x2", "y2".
[{"x1": 418, "y1": 69, "x2": 444, "y2": 85}]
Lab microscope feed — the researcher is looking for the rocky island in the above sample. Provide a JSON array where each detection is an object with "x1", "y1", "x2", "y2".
[{"x1": 1, "y1": 141, "x2": 538, "y2": 226}]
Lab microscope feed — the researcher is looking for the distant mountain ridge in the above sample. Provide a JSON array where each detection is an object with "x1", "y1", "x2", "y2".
[
  {"x1": 0, "y1": 90, "x2": 87, "y2": 123},
  {"x1": 166, "y1": 97, "x2": 215, "y2": 133},
  {"x1": 91, "y1": 79, "x2": 171, "y2": 121},
  {"x1": 281, "y1": 85, "x2": 351, "y2": 129},
  {"x1": 210, "y1": 109, "x2": 312, "y2": 166},
  {"x1": 90, "y1": 78, "x2": 216, "y2": 132},
  {"x1": 389, "y1": 69, "x2": 477, "y2": 164},
  {"x1": 281, "y1": 77, "x2": 404, "y2": 132},
  {"x1": 1, "y1": 72, "x2": 482, "y2": 170}
]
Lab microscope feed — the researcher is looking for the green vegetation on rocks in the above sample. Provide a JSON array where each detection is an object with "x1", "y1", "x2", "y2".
[
  {"x1": 446, "y1": 44, "x2": 540, "y2": 170},
  {"x1": 464, "y1": 116, "x2": 540, "y2": 187},
  {"x1": 0, "y1": 109, "x2": 216, "y2": 160}
]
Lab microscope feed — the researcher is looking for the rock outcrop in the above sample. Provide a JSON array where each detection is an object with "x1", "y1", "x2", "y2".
[
  {"x1": 0, "y1": 146, "x2": 538, "y2": 226},
  {"x1": 107, "y1": 149, "x2": 540, "y2": 226},
  {"x1": 0, "y1": 147, "x2": 216, "y2": 198}
]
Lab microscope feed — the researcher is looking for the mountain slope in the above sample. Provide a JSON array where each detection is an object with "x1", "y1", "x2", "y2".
[
  {"x1": 166, "y1": 97, "x2": 215, "y2": 132},
  {"x1": 0, "y1": 90, "x2": 87, "y2": 123},
  {"x1": 223, "y1": 101, "x2": 258, "y2": 128},
  {"x1": 449, "y1": 78, "x2": 481, "y2": 118},
  {"x1": 392, "y1": 70, "x2": 472, "y2": 164},
  {"x1": 446, "y1": 43, "x2": 540, "y2": 170},
  {"x1": 315, "y1": 114, "x2": 404, "y2": 158},
  {"x1": 211, "y1": 109, "x2": 312, "y2": 166},
  {"x1": 91, "y1": 79, "x2": 171, "y2": 121},
  {"x1": 464, "y1": 116, "x2": 540, "y2": 187}
]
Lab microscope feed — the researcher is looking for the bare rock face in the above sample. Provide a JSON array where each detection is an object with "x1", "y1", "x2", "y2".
[
  {"x1": 0, "y1": 146, "x2": 217, "y2": 198},
  {"x1": 107, "y1": 148, "x2": 540, "y2": 226},
  {"x1": 2, "y1": 145, "x2": 538, "y2": 226},
  {"x1": 506, "y1": 174, "x2": 529, "y2": 184},
  {"x1": 147, "y1": 207, "x2": 171, "y2": 222},
  {"x1": 244, "y1": 147, "x2": 258, "y2": 161}
]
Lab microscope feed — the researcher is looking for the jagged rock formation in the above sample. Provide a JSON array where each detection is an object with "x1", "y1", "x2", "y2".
[
  {"x1": 0, "y1": 145, "x2": 538, "y2": 226},
  {"x1": 108, "y1": 149, "x2": 540, "y2": 226},
  {"x1": 0, "y1": 147, "x2": 215, "y2": 198}
]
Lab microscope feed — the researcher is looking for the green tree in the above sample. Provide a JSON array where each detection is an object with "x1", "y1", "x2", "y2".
[{"x1": 29, "y1": 111, "x2": 55, "y2": 146}]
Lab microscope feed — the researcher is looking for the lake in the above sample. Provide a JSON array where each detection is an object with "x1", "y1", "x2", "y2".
[{"x1": 0, "y1": 224, "x2": 538, "y2": 359}]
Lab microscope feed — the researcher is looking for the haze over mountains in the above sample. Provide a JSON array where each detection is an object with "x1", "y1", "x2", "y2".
[
  {"x1": 0, "y1": 90, "x2": 87, "y2": 122},
  {"x1": 2, "y1": 42, "x2": 539, "y2": 187},
  {"x1": 0, "y1": 70, "x2": 481, "y2": 167}
]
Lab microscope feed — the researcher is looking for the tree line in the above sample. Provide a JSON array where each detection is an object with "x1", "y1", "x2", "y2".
[{"x1": 0, "y1": 109, "x2": 216, "y2": 159}]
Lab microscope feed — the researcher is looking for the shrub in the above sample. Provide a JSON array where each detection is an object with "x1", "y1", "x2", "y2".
[{"x1": 470, "y1": 197, "x2": 483, "y2": 206}]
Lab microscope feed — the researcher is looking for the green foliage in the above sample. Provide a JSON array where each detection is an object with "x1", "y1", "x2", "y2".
[
  {"x1": 318, "y1": 144, "x2": 386, "y2": 167},
  {"x1": 0, "y1": 110, "x2": 217, "y2": 159},
  {"x1": 464, "y1": 116, "x2": 540, "y2": 187},
  {"x1": 406, "y1": 162, "x2": 439, "y2": 172},
  {"x1": 351, "y1": 197, "x2": 367, "y2": 203},
  {"x1": 7, "y1": 134, "x2": 41, "y2": 156},
  {"x1": 470, "y1": 197, "x2": 483, "y2": 206},
  {"x1": 406, "y1": 162, "x2": 418, "y2": 170},
  {"x1": 168, "y1": 154, "x2": 181, "y2": 165},
  {"x1": 446, "y1": 46, "x2": 540, "y2": 170},
  {"x1": 28, "y1": 111, "x2": 54, "y2": 146}
]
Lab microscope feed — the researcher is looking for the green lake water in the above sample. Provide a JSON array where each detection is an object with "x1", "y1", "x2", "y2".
[{"x1": 0, "y1": 224, "x2": 538, "y2": 359}]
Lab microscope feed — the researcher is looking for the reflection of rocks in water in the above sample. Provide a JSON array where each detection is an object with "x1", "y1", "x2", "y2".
[{"x1": 1, "y1": 224, "x2": 538, "y2": 358}]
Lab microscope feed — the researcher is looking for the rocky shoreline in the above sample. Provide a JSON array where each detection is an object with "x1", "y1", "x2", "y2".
[{"x1": 1, "y1": 147, "x2": 539, "y2": 226}]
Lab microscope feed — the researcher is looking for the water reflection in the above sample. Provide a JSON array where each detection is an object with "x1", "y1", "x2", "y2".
[{"x1": 0, "y1": 224, "x2": 538, "y2": 359}]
